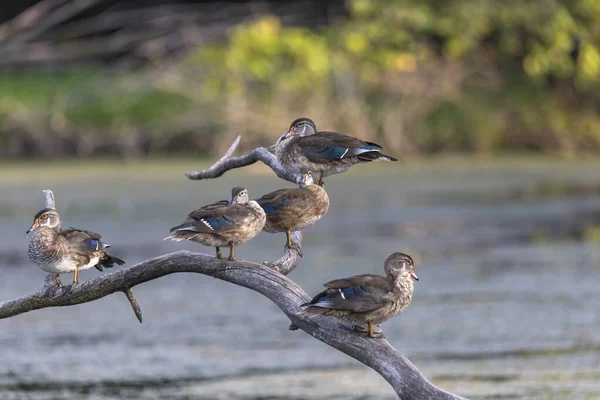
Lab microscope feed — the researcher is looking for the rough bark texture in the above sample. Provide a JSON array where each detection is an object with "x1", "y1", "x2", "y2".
[
  {"x1": 43, "y1": 189, "x2": 55, "y2": 209},
  {"x1": 0, "y1": 250, "x2": 466, "y2": 399},
  {"x1": 185, "y1": 136, "x2": 300, "y2": 184}
]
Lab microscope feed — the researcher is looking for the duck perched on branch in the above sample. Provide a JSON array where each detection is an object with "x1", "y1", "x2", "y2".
[
  {"x1": 166, "y1": 187, "x2": 266, "y2": 261},
  {"x1": 27, "y1": 208, "x2": 125, "y2": 286},
  {"x1": 276, "y1": 117, "x2": 397, "y2": 185},
  {"x1": 256, "y1": 169, "x2": 329, "y2": 251},
  {"x1": 302, "y1": 252, "x2": 418, "y2": 338}
]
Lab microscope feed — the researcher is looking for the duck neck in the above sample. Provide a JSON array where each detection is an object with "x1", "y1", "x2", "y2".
[
  {"x1": 275, "y1": 135, "x2": 300, "y2": 162},
  {"x1": 30, "y1": 227, "x2": 59, "y2": 247},
  {"x1": 245, "y1": 200, "x2": 265, "y2": 214},
  {"x1": 391, "y1": 274, "x2": 414, "y2": 301}
]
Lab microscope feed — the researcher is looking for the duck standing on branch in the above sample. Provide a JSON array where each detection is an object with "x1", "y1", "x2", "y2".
[
  {"x1": 302, "y1": 252, "x2": 418, "y2": 338},
  {"x1": 276, "y1": 117, "x2": 397, "y2": 186},
  {"x1": 27, "y1": 208, "x2": 125, "y2": 287},
  {"x1": 166, "y1": 187, "x2": 266, "y2": 261},
  {"x1": 256, "y1": 169, "x2": 329, "y2": 251}
]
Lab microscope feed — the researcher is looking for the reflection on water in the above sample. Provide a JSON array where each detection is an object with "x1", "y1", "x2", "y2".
[{"x1": 1, "y1": 161, "x2": 600, "y2": 399}]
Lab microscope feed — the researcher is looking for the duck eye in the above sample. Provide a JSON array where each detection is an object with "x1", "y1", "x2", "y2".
[
  {"x1": 41, "y1": 213, "x2": 47, "y2": 219},
  {"x1": 297, "y1": 122, "x2": 303, "y2": 127}
]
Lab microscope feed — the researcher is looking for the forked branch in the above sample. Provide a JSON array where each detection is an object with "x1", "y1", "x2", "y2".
[
  {"x1": 185, "y1": 136, "x2": 300, "y2": 184},
  {"x1": 0, "y1": 250, "x2": 465, "y2": 400}
]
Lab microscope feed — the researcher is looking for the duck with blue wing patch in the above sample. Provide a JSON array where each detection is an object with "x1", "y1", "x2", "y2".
[
  {"x1": 276, "y1": 117, "x2": 397, "y2": 186},
  {"x1": 26, "y1": 208, "x2": 125, "y2": 287},
  {"x1": 255, "y1": 170, "x2": 329, "y2": 250},
  {"x1": 302, "y1": 252, "x2": 418, "y2": 338},
  {"x1": 166, "y1": 187, "x2": 266, "y2": 261}
]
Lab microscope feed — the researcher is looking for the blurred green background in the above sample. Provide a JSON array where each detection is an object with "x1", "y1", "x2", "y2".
[{"x1": 1, "y1": 0, "x2": 599, "y2": 159}]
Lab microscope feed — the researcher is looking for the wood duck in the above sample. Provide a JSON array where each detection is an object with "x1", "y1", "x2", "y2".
[
  {"x1": 276, "y1": 117, "x2": 397, "y2": 185},
  {"x1": 302, "y1": 252, "x2": 418, "y2": 338},
  {"x1": 26, "y1": 208, "x2": 125, "y2": 286},
  {"x1": 166, "y1": 187, "x2": 266, "y2": 261},
  {"x1": 256, "y1": 170, "x2": 329, "y2": 250}
]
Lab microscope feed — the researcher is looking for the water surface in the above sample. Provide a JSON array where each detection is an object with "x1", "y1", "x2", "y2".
[{"x1": 1, "y1": 159, "x2": 600, "y2": 399}]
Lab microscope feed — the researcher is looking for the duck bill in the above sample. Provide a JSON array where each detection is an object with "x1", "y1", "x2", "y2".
[
  {"x1": 26, "y1": 219, "x2": 40, "y2": 234},
  {"x1": 410, "y1": 269, "x2": 419, "y2": 281},
  {"x1": 280, "y1": 129, "x2": 294, "y2": 140}
]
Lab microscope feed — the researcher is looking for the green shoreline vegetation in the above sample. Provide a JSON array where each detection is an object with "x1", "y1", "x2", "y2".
[{"x1": 1, "y1": 0, "x2": 599, "y2": 160}]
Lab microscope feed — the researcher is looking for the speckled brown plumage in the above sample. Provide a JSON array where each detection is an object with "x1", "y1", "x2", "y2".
[
  {"x1": 166, "y1": 187, "x2": 266, "y2": 260},
  {"x1": 276, "y1": 118, "x2": 397, "y2": 185},
  {"x1": 27, "y1": 208, "x2": 125, "y2": 285},
  {"x1": 256, "y1": 170, "x2": 329, "y2": 248},
  {"x1": 302, "y1": 252, "x2": 418, "y2": 338}
]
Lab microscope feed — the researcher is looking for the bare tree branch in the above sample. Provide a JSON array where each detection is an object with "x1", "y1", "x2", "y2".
[
  {"x1": 185, "y1": 136, "x2": 300, "y2": 184},
  {"x1": 0, "y1": 250, "x2": 466, "y2": 399},
  {"x1": 262, "y1": 230, "x2": 303, "y2": 275},
  {"x1": 43, "y1": 189, "x2": 55, "y2": 209}
]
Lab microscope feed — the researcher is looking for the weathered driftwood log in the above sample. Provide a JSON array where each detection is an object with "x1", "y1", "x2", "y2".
[{"x1": 0, "y1": 250, "x2": 466, "y2": 399}]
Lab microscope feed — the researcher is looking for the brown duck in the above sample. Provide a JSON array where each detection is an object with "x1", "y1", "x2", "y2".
[
  {"x1": 276, "y1": 117, "x2": 397, "y2": 185},
  {"x1": 255, "y1": 170, "x2": 329, "y2": 249},
  {"x1": 27, "y1": 208, "x2": 125, "y2": 285},
  {"x1": 302, "y1": 252, "x2": 418, "y2": 338},
  {"x1": 166, "y1": 187, "x2": 266, "y2": 260}
]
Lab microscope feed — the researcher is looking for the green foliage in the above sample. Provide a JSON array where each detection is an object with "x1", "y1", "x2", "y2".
[
  {"x1": 65, "y1": 88, "x2": 190, "y2": 129},
  {"x1": 0, "y1": 71, "x2": 191, "y2": 129},
  {"x1": 179, "y1": 0, "x2": 600, "y2": 155},
  {"x1": 2, "y1": 0, "x2": 600, "y2": 157}
]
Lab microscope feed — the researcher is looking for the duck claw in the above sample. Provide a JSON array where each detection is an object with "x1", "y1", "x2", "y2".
[{"x1": 354, "y1": 325, "x2": 384, "y2": 338}]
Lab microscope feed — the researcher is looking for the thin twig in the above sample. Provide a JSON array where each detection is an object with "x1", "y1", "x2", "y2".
[
  {"x1": 43, "y1": 189, "x2": 55, "y2": 209},
  {"x1": 123, "y1": 288, "x2": 142, "y2": 323},
  {"x1": 263, "y1": 230, "x2": 303, "y2": 275}
]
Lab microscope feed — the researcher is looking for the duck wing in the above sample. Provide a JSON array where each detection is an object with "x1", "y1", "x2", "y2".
[
  {"x1": 305, "y1": 275, "x2": 392, "y2": 312},
  {"x1": 185, "y1": 200, "x2": 230, "y2": 221},
  {"x1": 296, "y1": 132, "x2": 396, "y2": 163},
  {"x1": 59, "y1": 228, "x2": 124, "y2": 271},
  {"x1": 255, "y1": 189, "x2": 295, "y2": 215},
  {"x1": 170, "y1": 201, "x2": 249, "y2": 234},
  {"x1": 60, "y1": 227, "x2": 105, "y2": 252}
]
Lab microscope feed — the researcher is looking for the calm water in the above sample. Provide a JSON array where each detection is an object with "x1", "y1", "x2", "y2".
[{"x1": 1, "y1": 160, "x2": 600, "y2": 400}]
